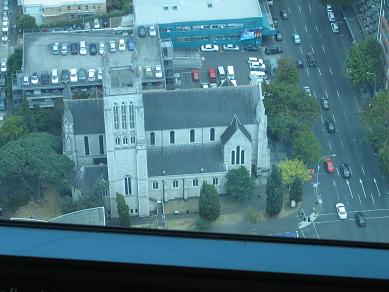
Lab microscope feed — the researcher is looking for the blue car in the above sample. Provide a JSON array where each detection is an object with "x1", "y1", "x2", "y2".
[{"x1": 127, "y1": 38, "x2": 135, "y2": 51}]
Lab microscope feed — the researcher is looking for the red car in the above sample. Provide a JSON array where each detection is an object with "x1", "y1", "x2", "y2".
[
  {"x1": 323, "y1": 157, "x2": 335, "y2": 173},
  {"x1": 191, "y1": 69, "x2": 200, "y2": 81}
]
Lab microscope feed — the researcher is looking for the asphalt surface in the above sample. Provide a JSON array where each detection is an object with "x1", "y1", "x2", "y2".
[{"x1": 269, "y1": 0, "x2": 389, "y2": 243}]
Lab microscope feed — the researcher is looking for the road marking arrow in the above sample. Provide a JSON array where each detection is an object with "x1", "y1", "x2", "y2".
[
  {"x1": 359, "y1": 178, "x2": 367, "y2": 198},
  {"x1": 373, "y1": 177, "x2": 381, "y2": 197},
  {"x1": 346, "y1": 179, "x2": 353, "y2": 200}
]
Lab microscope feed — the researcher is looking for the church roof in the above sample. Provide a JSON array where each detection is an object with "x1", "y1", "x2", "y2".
[
  {"x1": 143, "y1": 86, "x2": 259, "y2": 131},
  {"x1": 72, "y1": 164, "x2": 108, "y2": 190},
  {"x1": 147, "y1": 144, "x2": 224, "y2": 177},
  {"x1": 220, "y1": 115, "x2": 252, "y2": 145},
  {"x1": 66, "y1": 98, "x2": 105, "y2": 135}
]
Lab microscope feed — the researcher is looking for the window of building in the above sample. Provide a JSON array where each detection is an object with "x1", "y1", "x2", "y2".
[
  {"x1": 102, "y1": 186, "x2": 109, "y2": 197},
  {"x1": 208, "y1": 3, "x2": 213, "y2": 8},
  {"x1": 152, "y1": 181, "x2": 159, "y2": 189},
  {"x1": 130, "y1": 209, "x2": 133, "y2": 214},
  {"x1": 84, "y1": 136, "x2": 89, "y2": 155},
  {"x1": 241, "y1": 150, "x2": 245, "y2": 164},
  {"x1": 130, "y1": 136, "x2": 135, "y2": 144},
  {"x1": 113, "y1": 103, "x2": 119, "y2": 130},
  {"x1": 172, "y1": 5, "x2": 178, "y2": 9},
  {"x1": 124, "y1": 176, "x2": 131, "y2": 195},
  {"x1": 170, "y1": 131, "x2": 175, "y2": 144},
  {"x1": 192, "y1": 179, "x2": 199, "y2": 187},
  {"x1": 78, "y1": 5, "x2": 81, "y2": 10},
  {"x1": 121, "y1": 103, "x2": 127, "y2": 130},
  {"x1": 163, "y1": 5, "x2": 169, "y2": 10},
  {"x1": 236, "y1": 146, "x2": 240, "y2": 164},
  {"x1": 172, "y1": 180, "x2": 178, "y2": 188},
  {"x1": 67, "y1": 5, "x2": 70, "y2": 10},
  {"x1": 150, "y1": 132, "x2": 155, "y2": 146},
  {"x1": 129, "y1": 103, "x2": 135, "y2": 128},
  {"x1": 99, "y1": 135, "x2": 104, "y2": 155},
  {"x1": 123, "y1": 136, "x2": 128, "y2": 145},
  {"x1": 210, "y1": 128, "x2": 215, "y2": 141},
  {"x1": 231, "y1": 150, "x2": 235, "y2": 165},
  {"x1": 115, "y1": 137, "x2": 121, "y2": 145},
  {"x1": 85, "y1": 5, "x2": 88, "y2": 10},
  {"x1": 190, "y1": 129, "x2": 195, "y2": 143},
  {"x1": 213, "y1": 177, "x2": 219, "y2": 185}
]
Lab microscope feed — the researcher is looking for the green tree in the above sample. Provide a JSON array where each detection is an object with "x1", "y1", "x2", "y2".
[
  {"x1": 319, "y1": 0, "x2": 353, "y2": 7},
  {"x1": 266, "y1": 164, "x2": 283, "y2": 215},
  {"x1": 0, "y1": 115, "x2": 27, "y2": 146},
  {"x1": 292, "y1": 128, "x2": 321, "y2": 166},
  {"x1": 290, "y1": 178, "x2": 303, "y2": 203},
  {"x1": 277, "y1": 58, "x2": 299, "y2": 85},
  {"x1": 16, "y1": 14, "x2": 37, "y2": 31},
  {"x1": 116, "y1": 192, "x2": 131, "y2": 227},
  {"x1": 345, "y1": 37, "x2": 383, "y2": 88},
  {"x1": 378, "y1": 144, "x2": 389, "y2": 176},
  {"x1": 0, "y1": 132, "x2": 74, "y2": 199},
  {"x1": 225, "y1": 166, "x2": 255, "y2": 202},
  {"x1": 7, "y1": 49, "x2": 22, "y2": 75},
  {"x1": 279, "y1": 159, "x2": 310, "y2": 186},
  {"x1": 199, "y1": 182, "x2": 220, "y2": 221}
]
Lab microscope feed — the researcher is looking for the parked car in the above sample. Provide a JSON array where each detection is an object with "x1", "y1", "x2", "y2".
[
  {"x1": 93, "y1": 18, "x2": 100, "y2": 29},
  {"x1": 79, "y1": 41, "x2": 87, "y2": 55},
  {"x1": 331, "y1": 22, "x2": 339, "y2": 33},
  {"x1": 84, "y1": 22, "x2": 91, "y2": 30},
  {"x1": 265, "y1": 46, "x2": 282, "y2": 55},
  {"x1": 1, "y1": 33, "x2": 7, "y2": 42},
  {"x1": 200, "y1": 44, "x2": 219, "y2": 52},
  {"x1": 248, "y1": 57, "x2": 264, "y2": 64},
  {"x1": 31, "y1": 72, "x2": 39, "y2": 85},
  {"x1": 323, "y1": 157, "x2": 336, "y2": 173},
  {"x1": 272, "y1": 16, "x2": 279, "y2": 27},
  {"x1": 127, "y1": 38, "x2": 135, "y2": 50},
  {"x1": 97, "y1": 68, "x2": 103, "y2": 80},
  {"x1": 118, "y1": 39, "x2": 126, "y2": 51},
  {"x1": 0, "y1": 72, "x2": 5, "y2": 86},
  {"x1": 149, "y1": 25, "x2": 157, "y2": 37},
  {"x1": 325, "y1": 119, "x2": 336, "y2": 133},
  {"x1": 223, "y1": 44, "x2": 239, "y2": 51},
  {"x1": 70, "y1": 42, "x2": 78, "y2": 55},
  {"x1": 326, "y1": 5, "x2": 333, "y2": 12},
  {"x1": 191, "y1": 69, "x2": 200, "y2": 81},
  {"x1": 102, "y1": 17, "x2": 109, "y2": 28},
  {"x1": 0, "y1": 88, "x2": 6, "y2": 111},
  {"x1": 297, "y1": 59, "x2": 304, "y2": 69},
  {"x1": 138, "y1": 26, "x2": 146, "y2": 37},
  {"x1": 276, "y1": 31, "x2": 283, "y2": 41},
  {"x1": 0, "y1": 59, "x2": 6, "y2": 72},
  {"x1": 339, "y1": 163, "x2": 351, "y2": 179},
  {"x1": 99, "y1": 42, "x2": 105, "y2": 55},
  {"x1": 280, "y1": 9, "x2": 288, "y2": 19},
  {"x1": 355, "y1": 212, "x2": 366, "y2": 227},
  {"x1": 243, "y1": 44, "x2": 258, "y2": 51},
  {"x1": 303, "y1": 86, "x2": 312, "y2": 96},
  {"x1": 155, "y1": 65, "x2": 163, "y2": 78},
  {"x1": 61, "y1": 69, "x2": 70, "y2": 83},
  {"x1": 336, "y1": 203, "x2": 347, "y2": 220},
  {"x1": 144, "y1": 66, "x2": 152, "y2": 77},
  {"x1": 88, "y1": 69, "x2": 96, "y2": 81},
  {"x1": 2, "y1": 20, "x2": 8, "y2": 32},
  {"x1": 320, "y1": 98, "x2": 330, "y2": 110},
  {"x1": 201, "y1": 82, "x2": 209, "y2": 88},
  {"x1": 249, "y1": 61, "x2": 266, "y2": 71},
  {"x1": 52, "y1": 42, "x2": 60, "y2": 55},
  {"x1": 23, "y1": 75, "x2": 30, "y2": 86},
  {"x1": 61, "y1": 43, "x2": 68, "y2": 55},
  {"x1": 51, "y1": 69, "x2": 59, "y2": 84},
  {"x1": 109, "y1": 40, "x2": 116, "y2": 53},
  {"x1": 328, "y1": 11, "x2": 336, "y2": 22},
  {"x1": 292, "y1": 34, "x2": 301, "y2": 44},
  {"x1": 78, "y1": 68, "x2": 87, "y2": 81},
  {"x1": 70, "y1": 68, "x2": 78, "y2": 82},
  {"x1": 40, "y1": 71, "x2": 49, "y2": 84}
]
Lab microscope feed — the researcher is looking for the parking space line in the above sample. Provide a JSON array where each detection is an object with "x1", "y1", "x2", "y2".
[
  {"x1": 313, "y1": 90, "x2": 317, "y2": 97},
  {"x1": 322, "y1": 44, "x2": 326, "y2": 53},
  {"x1": 300, "y1": 229, "x2": 306, "y2": 238},
  {"x1": 370, "y1": 192, "x2": 375, "y2": 205},
  {"x1": 309, "y1": 4, "x2": 312, "y2": 12},
  {"x1": 311, "y1": 46, "x2": 315, "y2": 54},
  {"x1": 361, "y1": 166, "x2": 366, "y2": 175},
  {"x1": 306, "y1": 67, "x2": 310, "y2": 76},
  {"x1": 320, "y1": 115, "x2": 324, "y2": 124},
  {"x1": 299, "y1": 46, "x2": 303, "y2": 55}
]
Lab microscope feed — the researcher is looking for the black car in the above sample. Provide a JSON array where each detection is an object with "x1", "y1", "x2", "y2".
[
  {"x1": 138, "y1": 26, "x2": 146, "y2": 37},
  {"x1": 355, "y1": 212, "x2": 366, "y2": 227},
  {"x1": 70, "y1": 42, "x2": 78, "y2": 55},
  {"x1": 325, "y1": 119, "x2": 336, "y2": 133},
  {"x1": 280, "y1": 9, "x2": 288, "y2": 19},
  {"x1": 0, "y1": 89, "x2": 6, "y2": 111},
  {"x1": 89, "y1": 43, "x2": 97, "y2": 55},
  {"x1": 0, "y1": 72, "x2": 6, "y2": 87},
  {"x1": 307, "y1": 52, "x2": 317, "y2": 67},
  {"x1": 41, "y1": 71, "x2": 50, "y2": 84},
  {"x1": 61, "y1": 69, "x2": 70, "y2": 83},
  {"x1": 276, "y1": 31, "x2": 283, "y2": 41},
  {"x1": 78, "y1": 68, "x2": 87, "y2": 81},
  {"x1": 297, "y1": 59, "x2": 303, "y2": 69},
  {"x1": 339, "y1": 163, "x2": 351, "y2": 179},
  {"x1": 102, "y1": 17, "x2": 109, "y2": 28},
  {"x1": 265, "y1": 46, "x2": 282, "y2": 55},
  {"x1": 272, "y1": 16, "x2": 279, "y2": 27},
  {"x1": 243, "y1": 44, "x2": 258, "y2": 51},
  {"x1": 320, "y1": 98, "x2": 330, "y2": 110}
]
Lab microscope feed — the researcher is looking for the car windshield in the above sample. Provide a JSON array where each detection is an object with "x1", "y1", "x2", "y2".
[{"x1": 0, "y1": 0, "x2": 388, "y2": 267}]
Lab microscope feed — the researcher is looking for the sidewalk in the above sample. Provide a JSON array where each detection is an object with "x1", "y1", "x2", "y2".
[{"x1": 341, "y1": 6, "x2": 365, "y2": 43}]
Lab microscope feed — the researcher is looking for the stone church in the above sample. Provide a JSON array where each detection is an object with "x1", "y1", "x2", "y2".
[{"x1": 63, "y1": 65, "x2": 270, "y2": 218}]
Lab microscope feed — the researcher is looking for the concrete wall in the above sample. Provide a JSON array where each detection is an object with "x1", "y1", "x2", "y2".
[{"x1": 74, "y1": 133, "x2": 106, "y2": 166}]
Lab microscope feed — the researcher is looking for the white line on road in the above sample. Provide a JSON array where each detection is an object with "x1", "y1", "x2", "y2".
[
  {"x1": 357, "y1": 192, "x2": 362, "y2": 204},
  {"x1": 340, "y1": 139, "x2": 345, "y2": 150},
  {"x1": 322, "y1": 208, "x2": 389, "y2": 216},
  {"x1": 350, "y1": 167, "x2": 353, "y2": 177},
  {"x1": 325, "y1": 90, "x2": 329, "y2": 98},
  {"x1": 298, "y1": 5, "x2": 301, "y2": 13},
  {"x1": 336, "y1": 168, "x2": 339, "y2": 176},
  {"x1": 361, "y1": 166, "x2": 366, "y2": 176},
  {"x1": 320, "y1": 115, "x2": 324, "y2": 124},
  {"x1": 346, "y1": 180, "x2": 354, "y2": 199},
  {"x1": 306, "y1": 68, "x2": 310, "y2": 76},
  {"x1": 305, "y1": 25, "x2": 308, "y2": 33},
  {"x1": 322, "y1": 44, "x2": 326, "y2": 53},
  {"x1": 313, "y1": 90, "x2": 317, "y2": 97},
  {"x1": 287, "y1": 6, "x2": 291, "y2": 14},
  {"x1": 318, "y1": 67, "x2": 322, "y2": 75},
  {"x1": 315, "y1": 24, "x2": 319, "y2": 32},
  {"x1": 311, "y1": 46, "x2": 315, "y2": 54},
  {"x1": 373, "y1": 178, "x2": 382, "y2": 197},
  {"x1": 337, "y1": 89, "x2": 340, "y2": 98},
  {"x1": 333, "y1": 179, "x2": 340, "y2": 201},
  {"x1": 315, "y1": 215, "x2": 389, "y2": 224},
  {"x1": 370, "y1": 192, "x2": 375, "y2": 204},
  {"x1": 309, "y1": 4, "x2": 312, "y2": 12},
  {"x1": 332, "y1": 113, "x2": 336, "y2": 122},
  {"x1": 313, "y1": 223, "x2": 320, "y2": 239},
  {"x1": 344, "y1": 112, "x2": 348, "y2": 122},
  {"x1": 328, "y1": 140, "x2": 332, "y2": 150},
  {"x1": 329, "y1": 66, "x2": 333, "y2": 75},
  {"x1": 299, "y1": 46, "x2": 303, "y2": 55},
  {"x1": 300, "y1": 229, "x2": 306, "y2": 238},
  {"x1": 360, "y1": 179, "x2": 367, "y2": 198},
  {"x1": 294, "y1": 25, "x2": 297, "y2": 33}
]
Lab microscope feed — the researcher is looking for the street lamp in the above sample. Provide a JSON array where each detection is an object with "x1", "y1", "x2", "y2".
[
  {"x1": 313, "y1": 154, "x2": 336, "y2": 215},
  {"x1": 366, "y1": 71, "x2": 377, "y2": 97}
]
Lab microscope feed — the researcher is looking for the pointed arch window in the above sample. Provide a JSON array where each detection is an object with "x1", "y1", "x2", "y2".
[
  {"x1": 121, "y1": 102, "x2": 127, "y2": 129},
  {"x1": 170, "y1": 131, "x2": 175, "y2": 144},
  {"x1": 129, "y1": 103, "x2": 135, "y2": 128},
  {"x1": 113, "y1": 103, "x2": 119, "y2": 130},
  {"x1": 213, "y1": 177, "x2": 219, "y2": 185},
  {"x1": 150, "y1": 132, "x2": 155, "y2": 146},
  {"x1": 231, "y1": 150, "x2": 235, "y2": 165},
  {"x1": 122, "y1": 136, "x2": 128, "y2": 145},
  {"x1": 236, "y1": 146, "x2": 240, "y2": 164},
  {"x1": 192, "y1": 178, "x2": 198, "y2": 187},
  {"x1": 241, "y1": 149, "x2": 245, "y2": 164},
  {"x1": 172, "y1": 180, "x2": 179, "y2": 188},
  {"x1": 190, "y1": 129, "x2": 195, "y2": 143},
  {"x1": 84, "y1": 136, "x2": 89, "y2": 155},
  {"x1": 99, "y1": 135, "x2": 104, "y2": 154},
  {"x1": 114, "y1": 137, "x2": 121, "y2": 145},
  {"x1": 124, "y1": 175, "x2": 131, "y2": 195},
  {"x1": 210, "y1": 128, "x2": 215, "y2": 141},
  {"x1": 130, "y1": 136, "x2": 136, "y2": 144}
]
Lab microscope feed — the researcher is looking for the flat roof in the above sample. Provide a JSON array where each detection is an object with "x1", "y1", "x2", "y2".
[
  {"x1": 22, "y1": 0, "x2": 105, "y2": 6},
  {"x1": 22, "y1": 31, "x2": 162, "y2": 80},
  {"x1": 134, "y1": 0, "x2": 262, "y2": 26}
]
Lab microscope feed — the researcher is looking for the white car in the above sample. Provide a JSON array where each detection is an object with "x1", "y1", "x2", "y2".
[
  {"x1": 99, "y1": 42, "x2": 105, "y2": 55},
  {"x1": 97, "y1": 68, "x2": 103, "y2": 80},
  {"x1": 144, "y1": 66, "x2": 152, "y2": 77},
  {"x1": 326, "y1": 4, "x2": 332, "y2": 13},
  {"x1": 2, "y1": 21, "x2": 8, "y2": 32},
  {"x1": 79, "y1": 41, "x2": 87, "y2": 55},
  {"x1": 223, "y1": 44, "x2": 239, "y2": 51},
  {"x1": 109, "y1": 40, "x2": 116, "y2": 53},
  {"x1": 118, "y1": 39, "x2": 125, "y2": 51},
  {"x1": 93, "y1": 18, "x2": 100, "y2": 29},
  {"x1": 250, "y1": 70, "x2": 267, "y2": 79},
  {"x1": 292, "y1": 34, "x2": 301, "y2": 44},
  {"x1": 149, "y1": 25, "x2": 157, "y2": 37},
  {"x1": 155, "y1": 65, "x2": 163, "y2": 78},
  {"x1": 200, "y1": 44, "x2": 219, "y2": 52},
  {"x1": 0, "y1": 59, "x2": 6, "y2": 72},
  {"x1": 248, "y1": 57, "x2": 264, "y2": 64},
  {"x1": 51, "y1": 69, "x2": 59, "y2": 84},
  {"x1": 1, "y1": 33, "x2": 7, "y2": 42},
  {"x1": 70, "y1": 68, "x2": 78, "y2": 82},
  {"x1": 201, "y1": 82, "x2": 209, "y2": 88},
  {"x1": 249, "y1": 61, "x2": 266, "y2": 71},
  {"x1": 31, "y1": 72, "x2": 39, "y2": 85},
  {"x1": 328, "y1": 11, "x2": 335, "y2": 22},
  {"x1": 331, "y1": 22, "x2": 339, "y2": 33},
  {"x1": 303, "y1": 86, "x2": 312, "y2": 96},
  {"x1": 88, "y1": 69, "x2": 96, "y2": 81},
  {"x1": 336, "y1": 203, "x2": 348, "y2": 220},
  {"x1": 210, "y1": 82, "x2": 217, "y2": 88}
]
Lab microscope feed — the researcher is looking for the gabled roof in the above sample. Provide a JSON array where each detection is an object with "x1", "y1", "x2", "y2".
[
  {"x1": 220, "y1": 115, "x2": 252, "y2": 145},
  {"x1": 72, "y1": 165, "x2": 108, "y2": 190}
]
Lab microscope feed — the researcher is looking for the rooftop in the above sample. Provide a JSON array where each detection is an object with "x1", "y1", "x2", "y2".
[{"x1": 134, "y1": 0, "x2": 262, "y2": 26}]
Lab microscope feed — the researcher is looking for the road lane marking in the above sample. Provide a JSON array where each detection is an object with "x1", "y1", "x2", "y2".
[
  {"x1": 322, "y1": 208, "x2": 389, "y2": 216},
  {"x1": 336, "y1": 168, "x2": 339, "y2": 176},
  {"x1": 311, "y1": 46, "x2": 315, "y2": 54},
  {"x1": 328, "y1": 140, "x2": 332, "y2": 150},
  {"x1": 298, "y1": 5, "x2": 301, "y2": 13},
  {"x1": 361, "y1": 166, "x2": 366, "y2": 175},
  {"x1": 320, "y1": 115, "x2": 324, "y2": 124},
  {"x1": 340, "y1": 139, "x2": 345, "y2": 150},
  {"x1": 329, "y1": 66, "x2": 333, "y2": 75},
  {"x1": 349, "y1": 167, "x2": 353, "y2": 176},
  {"x1": 322, "y1": 44, "x2": 326, "y2": 53},
  {"x1": 370, "y1": 192, "x2": 375, "y2": 204},
  {"x1": 332, "y1": 113, "x2": 336, "y2": 122},
  {"x1": 337, "y1": 89, "x2": 340, "y2": 98},
  {"x1": 346, "y1": 180, "x2": 354, "y2": 199},
  {"x1": 373, "y1": 177, "x2": 382, "y2": 197},
  {"x1": 313, "y1": 223, "x2": 320, "y2": 239},
  {"x1": 299, "y1": 46, "x2": 303, "y2": 55},
  {"x1": 287, "y1": 6, "x2": 291, "y2": 14},
  {"x1": 318, "y1": 67, "x2": 322, "y2": 75},
  {"x1": 315, "y1": 215, "x2": 389, "y2": 224},
  {"x1": 315, "y1": 24, "x2": 319, "y2": 32},
  {"x1": 309, "y1": 4, "x2": 312, "y2": 12},
  {"x1": 325, "y1": 90, "x2": 328, "y2": 98},
  {"x1": 300, "y1": 229, "x2": 306, "y2": 238},
  {"x1": 333, "y1": 179, "x2": 340, "y2": 201},
  {"x1": 357, "y1": 192, "x2": 362, "y2": 204},
  {"x1": 294, "y1": 25, "x2": 297, "y2": 33},
  {"x1": 305, "y1": 25, "x2": 308, "y2": 33},
  {"x1": 306, "y1": 68, "x2": 310, "y2": 76},
  {"x1": 313, "y1": 90, "x2": 317, "y2": 97},
  {"x1": 344, "y1": 112, "x2": 348, "y2": 122}
]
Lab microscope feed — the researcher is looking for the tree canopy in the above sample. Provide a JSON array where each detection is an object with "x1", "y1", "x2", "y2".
[
  {"x1": 276, "y1": 58, "x2": 299, "y2": 85},
  {"x1": 279, "y1": 159, "x2": 310, "y2": 185},
  {"x1": 292, "y1": 128, "x2": 321, "y2": 166},
  {"x1": 266, "y1": 164, "x2": 283, "y2": 215},
  {"x1": 16, "y1": 14, "x2": 37, "y2": 31},
  {"x1": 0, "y1": 115, "x2": 27, "y2": 147},
  {"x1": 116, "y1": 193, "x2": 131, "y2": 227},
  {"x1": 290, "y1": 178, "x2": 303, "y2": 203},
  {"x1": 199, "y1": 182, "x2": 221, "y2": 221},
  {"x1": 225, "y1": 166, "x2": 255, "y2": 202}
]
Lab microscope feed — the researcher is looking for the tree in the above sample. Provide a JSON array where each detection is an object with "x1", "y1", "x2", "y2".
[
  {"x1": 290, "y1": 178, "x2": 303, "y2": 203},
  {"x1": 199, "y1": 182, "x2": 220, "y2": 221},
  {"x1": 116, "y1": 193, "x2": 131, "y2": 227},
  {"x1": 345, "y1": 37, "x2": 383, "y2": 88},
  {"x1": 0, "y1": 132, "x2": 74, "y2": 199},
  {"x1": 0, "y1": 115, "x2": 27, "y2": 147},
  {"x1": 292, "y1": 128, "x2": 321, "y2": 166},
  {"x1": 16, "y1": 15, "x2": 37, "y2": 31},
  {"x1": 225, "y1": 166, "x2": 255, "y2": 202},
  {"x1": 277, "y1": 58, "x2": 299, "y2": 85},
  {"x1": 319, "y1": 0, "x2": 353, "y2": 7},
  {"x1": 279, "y1": 159, "x2": 310, "y2": 186},
  {"x1": 7, "y1": 49, "x2": 22, "y2": 75},
  {"x1": 378, "y1": 144, "x2": 389, "y2": 176},
  {"x1": 266, "y1": 164, "x2": 283, "y2": 215}
]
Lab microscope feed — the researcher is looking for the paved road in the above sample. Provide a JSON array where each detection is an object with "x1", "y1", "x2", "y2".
[{"x1": 270, "y1": 0, "x2": 389, "y2": 243}]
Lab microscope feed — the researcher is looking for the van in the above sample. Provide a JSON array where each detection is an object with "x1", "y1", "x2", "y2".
[
  {"x1": 208, "y1": 67, "x2": 216, "y2": 83},
  {"x1": 227, "y1": 66, "x2": 235, "y2": 80},
  {"x1": 217, "y1": 66, "x2": 226, "y2": 79}
]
